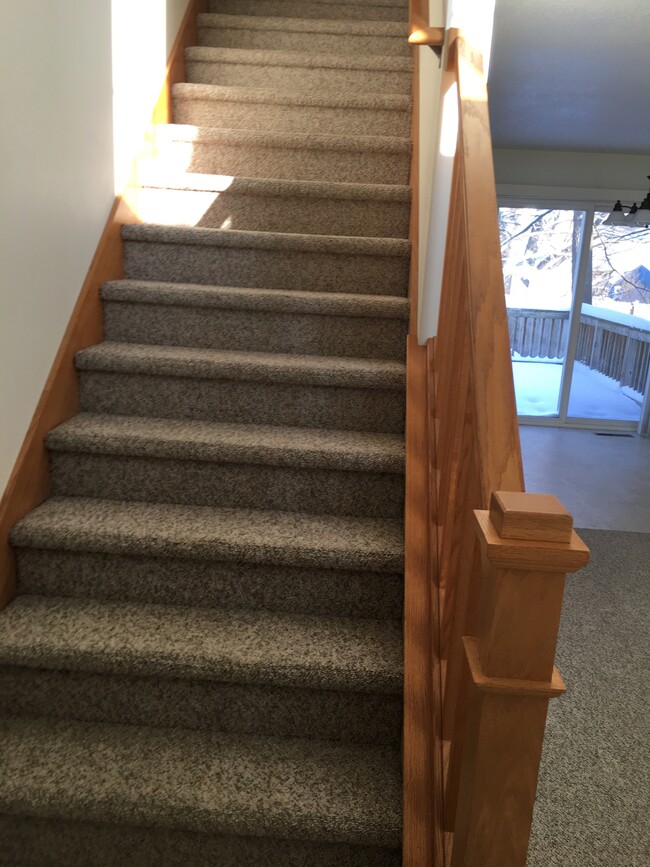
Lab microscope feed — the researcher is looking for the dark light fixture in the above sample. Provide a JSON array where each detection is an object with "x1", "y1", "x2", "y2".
[{"x1": 603, "y1": 176, "x2": 650, "y2": 226}]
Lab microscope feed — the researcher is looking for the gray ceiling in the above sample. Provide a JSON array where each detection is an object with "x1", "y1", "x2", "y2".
[{"x1": 488, "y1": 0, "x2": 650, "y2": 153}]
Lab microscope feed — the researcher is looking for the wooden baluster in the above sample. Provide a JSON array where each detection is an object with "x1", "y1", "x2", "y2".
[{"x1": 449, "y1": 492, "x2": 589, "y2": 867}]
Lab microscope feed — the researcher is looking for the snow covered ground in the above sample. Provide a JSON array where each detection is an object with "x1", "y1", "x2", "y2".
[{"x1": 512, "y1": 358, "x2": 643, "y2": 421}]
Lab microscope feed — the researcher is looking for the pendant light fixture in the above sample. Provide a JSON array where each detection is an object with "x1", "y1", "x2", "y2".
[{"x1": 603, "y1": 176, "x2": 650, "y2": 226}]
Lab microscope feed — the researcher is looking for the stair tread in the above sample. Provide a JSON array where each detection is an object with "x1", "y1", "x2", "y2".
[
  {"x1": 121, "y1": 222, "x2": 410, "y2": 257},
  {"x1": 0, "y1": 595, "x2": 402, "y2": 693},
  {"x1": 185, "y1": 44, "x2": 412, "y2": 73},
  {"x1": 0, "y1": 716, "x2": 401, "y2": 847},
  {"x1": 209, "y1": 0, "x2": 409, "y2": 9},
  {"x1": 155, "y1": 122, "x2": 412, "y2": 153},
  {"x1": 75, "y1": 342, "x2": 406, "y2": 389},
  {"x1": 136, "y1": 168, "x2": 411, "y2": 201},
  {"x1": 199, "y1": 12, "x2": 406, "y2": 38},
  {"x1": 101, "y1": 279, "x2": 410, "y2": 317},
  {"x1": 47, "y1": 413, "x2": 405, "y2": 473},
  {"x1": 11, "y1": 497, "x2": 404, "y2": 572},
  {"x1": 173, "y1": 81, "x2": 410, "y2": 111}
]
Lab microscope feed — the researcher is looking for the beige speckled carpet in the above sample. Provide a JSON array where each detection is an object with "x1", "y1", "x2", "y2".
[
  {"x1": 527, "y1": 529, "x2": 650, "y2": 867},
  {"x1": 0, "y1": 0, "x2": 412, "y2": 863}
]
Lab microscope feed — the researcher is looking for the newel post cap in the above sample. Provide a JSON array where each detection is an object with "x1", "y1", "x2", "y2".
[{"x1": 474, "y1": 491, "x2": 590, "y2": 573}]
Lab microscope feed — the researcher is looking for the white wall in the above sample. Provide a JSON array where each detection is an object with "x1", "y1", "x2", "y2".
[
  {"x1": 112, "y1": 0, "x2": 191, "y2": 194},
  {"x1": 494, "y1": 149, "x2": 650, "y2": 206},
  {"x1": 0, "y1": 1, "x2": 114, "y2": 493},
  {"x1": 0, "y1": 0, "x2": 191, "y2": 493}
]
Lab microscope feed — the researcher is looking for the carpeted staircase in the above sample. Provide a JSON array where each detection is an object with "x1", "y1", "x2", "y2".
[{"x1": 0, "y1": 0, "x2": 412, "y2": 863}]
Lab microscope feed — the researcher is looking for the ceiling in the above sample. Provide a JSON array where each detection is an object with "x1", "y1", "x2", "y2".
[{"x1": 487, "y1": 0, "x2": 650, "y2": 154}]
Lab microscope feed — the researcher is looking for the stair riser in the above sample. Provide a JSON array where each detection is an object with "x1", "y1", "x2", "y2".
[
  {"x1": 78, "y1": 371, "x2": 405, "y2": 434},
  {"x1": 123, "y1": 240, "x2": 409, "y2": 297},
  {"x1": 156, "y1": 137, "x2": 411, "y2": 185},
  {"x1": 16, "y1": 549, "x2": 403, "y2": 619},
  {"x1": 103, "y1": 301, "x2": 408, "y2": 361},
  {"x1": 50, "y1": 452, "x2": 404, "y2": 519},
  {"x1": 173, "y1": 94, "x2": 411, "y2": 138},
  {"x1": 0, "y1": 814, "x2": 401, "y2": 867},
  {"x1": 208, "y1": 0, "x2": 408, "y2": 23},
  {"x1": 0, "y1": 668, "x2": 401, "y2": 745},
  {"x1": 186, "y1": 58, "x2": 411, "y2": 96},
  {"x1": 133, "y1": 185, "x2": 411, "y2": 237},
  {"x1": 198, "y1": 26, "x2": 410, "y2": 57}
]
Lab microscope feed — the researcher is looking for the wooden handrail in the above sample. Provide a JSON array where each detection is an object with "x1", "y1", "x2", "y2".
[
  {"x1": 408, "y1": 0, "x2": 444, "y2": 49},
  {"x1": 404, "y1": 17, "x2": 591, "y2": 865}
]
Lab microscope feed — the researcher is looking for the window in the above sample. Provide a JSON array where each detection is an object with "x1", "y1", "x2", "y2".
[{"x1": 498, "y1": 206, "x2": 650, "y2": 430}]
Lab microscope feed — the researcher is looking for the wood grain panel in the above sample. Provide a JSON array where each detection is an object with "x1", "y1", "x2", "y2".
[
  {"x1": 454, "y1": 38, "x2": 524, "y2": 502},
  {"x1": 403, "y1": 337, "x2": 436, "y2": 867}
]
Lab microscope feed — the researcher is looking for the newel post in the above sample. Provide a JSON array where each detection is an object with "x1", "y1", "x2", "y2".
[{"x1": 450, "y1": 492, "x2": 590, "y2": 867}]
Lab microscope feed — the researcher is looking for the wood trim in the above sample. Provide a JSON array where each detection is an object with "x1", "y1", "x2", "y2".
[
  {"x1": 474, "y1": 511, "x2": 590, "y2": 573},
  {"x1": 427, "y1": 337, "x2": 446, "y2": 867},
  {"x1": 409, "y1": 25, "x2": 445, "y2": 47},
  {"x1": 403, "y1": 337, "x2": 436, "y2": 867},
  {"x1": 151, "y1": 0, "x2": 208, "y2": 127},
  {"x1": 0, "y1": 0, "x2": 207, "y2": 609},
  {"x1": 407, "y1": 43, "x2": 420, "y2": 333},
  {"x1": 0, "y1": 195, "x2": 136, "y2": 608},
  {"x1": 463, "y1": 637, "x2": 566, "y2": 699}
]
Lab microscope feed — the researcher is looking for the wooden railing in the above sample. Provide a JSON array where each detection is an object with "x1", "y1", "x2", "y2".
[
  {"x1": 507, "y1": 308, "x2": 570, "y2": 360},
  {"x1": 507, "y1": 305, "x2": 650, "y2": 394},
  {"x1": 404, "y1": 28, "x2": 590, "y2": 867},
  {"x1": 576, "y1": 306, "x2": 650, "y2": 394}
]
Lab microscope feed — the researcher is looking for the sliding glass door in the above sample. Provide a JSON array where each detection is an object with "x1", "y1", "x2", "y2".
[
  {"x1": 499, "y1": 207, "x2": 585, "y2": 418},
  {"x1": 566, "y1": 211, "x2": 650, "y2": 423},
  {"x1": 498, "y1": 204, "x2": 650, "y2": 431}
]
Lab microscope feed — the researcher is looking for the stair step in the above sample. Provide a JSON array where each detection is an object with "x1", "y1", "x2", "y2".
[
  {"x1": 47, "y1": 413, "x2": 405, "y2": 473},
  {"x1": 185, "y1": 45, "x2": 412, "y2": 95},
  {"x1": 172, "y1": 82, "x2": 411, "y2": 137},
  {"x1": 0, "y1": 664, "x2": 403, "y2": 747},
  {"x1": 121, "y1": 223, "x2": 410, "y2": 296},
  {"x1": 74, "y1": 342, "x2": 406, "y2": 432},
  {"x1": 0, "y1": 596, "x2": 402, "y2": 694},
  {"x1": 16, "y1": 550, "x2": 402, "y2": 621},
  {"x1": 0, "y1": 813, "x2": 402, "y2": 867},
  {"x1": 47, "y1": 413, "x2": 405, "y2": 517},
  {"x1": 76, "y1": 341, "x2": 406, "y2": 389},
  {"x1": 153, "y1": 123, "x2": 411, "y2": 185},
  {"x1": 198, "y1": 13, "x2": 410, "y2": 57},
  {"x1": 11, "y1": 497, "x2": 405, "y2": 573},
  {"x1": 101, "y1": 279, "x2": 408, "y2": 361},
  {"x1": 0, "y1": 717, "x2": 402, "y2": 850},
  {"x1": 132, "y1": 171, "x2": 411, "y2": 237},
  {"x1": 208, "y1": 0, "x2": 408, "y2": 23},
  {"x1": 102, "y1": 278, "x2": 410, "y2": 320}
]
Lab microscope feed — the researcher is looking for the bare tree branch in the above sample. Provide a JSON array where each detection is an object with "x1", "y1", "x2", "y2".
[
  {"x1": 502, "y1": 210, "x2": 553, "y2": 244},
  {"x1": 592, "y1": 223, "x2": 650, "y2": 300}
]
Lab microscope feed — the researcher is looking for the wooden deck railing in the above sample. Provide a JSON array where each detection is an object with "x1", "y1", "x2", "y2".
[
  {"x1": 508, "y1": 306, "x2": 650, "y2": 394},
  {"x1": 507, "y1": 308, "x2": 570, "y2": 360},
  {"x1": 404, "y1": 28, "x2": 590, "y2": 867},
  {"x1": 576, "y1": 306, "x2": 650, "y2": 394}
]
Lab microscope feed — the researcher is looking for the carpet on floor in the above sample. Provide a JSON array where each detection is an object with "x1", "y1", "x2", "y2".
[{"x1": 527, "y1": 528, "x2": 650, "y2": 867}]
